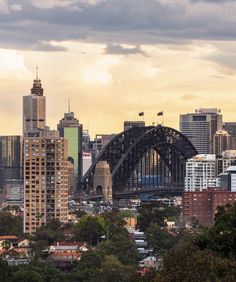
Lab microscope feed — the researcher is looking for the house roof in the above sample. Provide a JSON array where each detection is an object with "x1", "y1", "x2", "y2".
[
  {"x1": 0, "y1": 236, "x2": 18, "y2": 241},
  {"x1": 52, "y1": 242, "x2": 86, "y2": 247}
]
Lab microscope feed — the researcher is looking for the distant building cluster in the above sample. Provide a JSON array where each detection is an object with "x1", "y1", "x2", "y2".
[{"x1": 2, "y1": 74, "x2": 236, "y2": 234}]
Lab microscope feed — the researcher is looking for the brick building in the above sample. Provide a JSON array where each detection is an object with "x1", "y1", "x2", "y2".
[{"x1": 182, "y1": 188, "x2": 236, "y2": 225}]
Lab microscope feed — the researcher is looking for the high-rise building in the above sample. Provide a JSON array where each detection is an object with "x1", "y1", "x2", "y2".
[
  {"x1": 24, "y1": 137, "x2": 68, "y2": 234},
  {"x1": 180, "y1": 108, "x2": 222, "y2": 154},
  {"x1": 0, "y1": 136, "x2": 22, "y2": 194},
  {"x1": 185, "y1": 154, "x2": 216, "y2": 192},
  {"x1": 223, "y1": 122, "x2": 236, "y2": 136},
  {"x1": 213, "y1": 130, "x2": 233, "y2": 156},
  {"x1": 23, "y1": 74, "x2": 46, "y2": 137},
  {"x1": 94, "y1": 134, "x2": 116, "y2": 157},
  {"x1": 124, "y1": 121, "x2": 145, "y2": 131},
  {"x1": 57, "y1": 112, "x2": 83, "y2": 190}
]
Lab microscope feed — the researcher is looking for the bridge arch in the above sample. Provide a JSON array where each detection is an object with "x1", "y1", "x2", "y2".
[{"x1": 82, "y1": 125, "x2": 197, "y2": 194}]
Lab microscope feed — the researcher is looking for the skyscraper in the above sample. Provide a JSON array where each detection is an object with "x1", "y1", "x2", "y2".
[
  {"x1": 57, "y1": 111, "x2": 83, "y2": 191},
  {"x1": 23, "y1": 75, "x2": 69, "y2": 234},
  {"x1": 0, "y1": 136, "x2": 22, "y2": 194},
  {"x1": 213, "y1": 130, "x2": 235, "y2": 156},
  {"x1": 23, "y1": 73, "x2": 46, "y2": 137},
  {"x1": 24, "y1": 137, "x2": 68, "y2": 234},
  {"x1": 180, "y1": 108, "x2": 222, "y2": 154}
]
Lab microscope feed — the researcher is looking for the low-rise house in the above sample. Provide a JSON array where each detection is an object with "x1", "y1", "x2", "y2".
[{"x1": 47, "y1": 241, "x2": 88, "y2": 254}]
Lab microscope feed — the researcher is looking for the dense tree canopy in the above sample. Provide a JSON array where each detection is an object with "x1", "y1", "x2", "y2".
[
  {"x1": 137, "y1": 202, "x2": 180, "y2": 231},
  {"x1": 73, "y1": 215, "x2": 107, "y2": 246},
  {"x1": 0, "y1": 211, "x2": 23, "y2": 236},
  {"x1": 195, "y1": 203, "x2": 236, "y2": 259}
]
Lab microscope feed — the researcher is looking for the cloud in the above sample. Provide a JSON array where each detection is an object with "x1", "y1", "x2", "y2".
[
  {"x1": 1, "y1": 0, "x2": 236, "y2": 51},
  {"x1": 0, "y1": 0, "x2": 9, "y2": 14},
  {"x1": 10, "y1": 4, "x2": 22, "y2": 11},
  {"x1": 104, "y1": 44, "x2": 145, "y2": 55}
]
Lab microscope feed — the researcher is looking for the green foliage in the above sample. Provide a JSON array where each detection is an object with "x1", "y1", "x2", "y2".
[
  {"x1": 137, "y1": 202, "x2": 180, "y2": 231},
  {"x1": 159, "y1": 242, "x2": 236, "y2": 282},
  {"x1": 195, "y1": 203, "x2": 236, "y2": 259},
  {"x1": 119, "y1": 209, "x2": 134, "y2": 219},
  {"x1": 99, "y1": 233, "x2": 139, "y2": 266},
  {"x1": 0, "y1": 211, "x2": 23, "y2": 236},
  {"x1": 0, "y1": 259, "x2": 11, "y2": 282},
  {"x1": 11, "y1": 269, "x2": 43, "y2": 282},
  {"x1": 69, "y1": 250, "x2": 105, "y2": 281},
  {"x1": 95, "y1": 255, "x2": 136, "y2": 282},
  {"x1": 73, "y1": 215, "x2": 107, "y2": 246},
  {"x1": 102, "y1": 209, "x2": 128, "y2": 239},
  {"x1": 71, "y1": 209, "x2": 87, "y2": 219},
  {"x1": 1, "y1": 240, "x2": 12, "y2": 251},
  {"x1": 32, "y1": 219, "x2": 65, "y2": 258},
  {"x1": 146, "y1": 224, "x2": 177, "y2": 254}
]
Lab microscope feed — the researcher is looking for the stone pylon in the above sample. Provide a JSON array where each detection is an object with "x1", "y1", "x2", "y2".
[{"x1": 93, "y1": 161, "x2": 112, "y2": 203}]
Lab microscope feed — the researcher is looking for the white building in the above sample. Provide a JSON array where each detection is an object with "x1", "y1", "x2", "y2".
[
  {"x1": 216, "y1": 150, "x2": 236, "y2": 175},
  {"x1": 185, "y1": 154, "x2": 216, "y2": 192},
  {"x1": 82, "y1": 152, "x2": 92, "y2": 176}
]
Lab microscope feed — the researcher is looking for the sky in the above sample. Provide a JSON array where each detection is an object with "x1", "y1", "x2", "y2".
[{"x1": 1, "y1": 0, "x2": 236, "y2": 137}]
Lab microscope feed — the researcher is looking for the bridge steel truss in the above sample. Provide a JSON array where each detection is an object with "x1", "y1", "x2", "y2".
[{"x1": 82, "y1": 126, "x2": 198, "y2": 194}]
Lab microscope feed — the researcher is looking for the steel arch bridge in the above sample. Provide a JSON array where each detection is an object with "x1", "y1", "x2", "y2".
[{"x1": 82, "y1": 125, "x2": 197, "y2": 195}]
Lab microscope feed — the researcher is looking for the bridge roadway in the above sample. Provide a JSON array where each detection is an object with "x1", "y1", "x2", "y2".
[{"x1": 85, "y1": 186, "x2": 184, "y2": 201}]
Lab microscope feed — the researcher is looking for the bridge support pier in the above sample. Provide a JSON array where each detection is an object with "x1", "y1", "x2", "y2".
[{"x1": 93, "y1": 161, "x2": 113, "y2": 204}]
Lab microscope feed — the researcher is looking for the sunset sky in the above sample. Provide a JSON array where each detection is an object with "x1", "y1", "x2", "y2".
[{"x1": 1, "y1": 0, "x2": 236, "y2": 137}]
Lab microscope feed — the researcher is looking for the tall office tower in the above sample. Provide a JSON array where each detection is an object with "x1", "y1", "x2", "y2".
[
  {"x1": 0, "y1": 136, "x2": 22, "y2": 195},
  {"x1": 57, "y1": 112, "x2": 83, "y2": 190},
  {"x1": 94, "y1": 134, "x2": 116, "y2": 157},
  {"x1": 124, "y1": 121, "x2": 145, "y2": 131},
  {"x1": 24, "y1": 137, "x2": 68, "y2": 234},
  {"x1": 180, "y1": 108, "x2": 222, "y2": 154},
  {"x1": 23, "y1": 74, "x2": 46, "y2": 137},
  {"x1": 213, "y1": 130, "x2": 233, "y2": 156},
  {"x1": 185, "y1": 154, "x2": 216, "y2": 192},
  {"x1": 82, "y1": 129, "x2": 90, "y2": 151},
  {"x1": 223, "y1": 122, "x2": 236, "y2": 136}
]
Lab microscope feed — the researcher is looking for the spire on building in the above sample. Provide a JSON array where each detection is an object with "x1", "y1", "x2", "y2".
[{"x1": 31, "y1": 66, "x2": 44, "y2": 96}]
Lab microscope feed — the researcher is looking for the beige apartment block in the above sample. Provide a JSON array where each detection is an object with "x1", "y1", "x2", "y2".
[{"x1": 24, "y1": 137, "x2": 68, "y2": 234}]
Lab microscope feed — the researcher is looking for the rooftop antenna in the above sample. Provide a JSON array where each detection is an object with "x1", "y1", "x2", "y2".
[
  {"x1": 36, "y1": 66, "x2": 39, "y2": 80},
  {"x1": 68, "y1": 97, "x2": 71, "y2": 113}
]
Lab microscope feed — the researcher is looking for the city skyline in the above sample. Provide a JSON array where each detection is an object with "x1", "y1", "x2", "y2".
[{"x1": 1, "y1": 0, "x2": 236, "y2": 137}]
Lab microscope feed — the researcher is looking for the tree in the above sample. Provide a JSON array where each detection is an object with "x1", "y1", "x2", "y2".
[
  {"x1": 146, "y1": 224, "x2": 177, "y2": 254},
  {"x1": 69, "y1": 250, "x2": 105, "y2": 281},
  {"x1": 0, "y1": 259, "x2": 11, "y2": 282},
  {"x1": 99, "y1": 234, "x2": 139, "y2": 266},
  {"x1": 137, "y1": 202, "x2": 180, "y2": 231},
  {"x1": 0, "y1": 211, "x2": 23, "y2": 236},
  {"x1": 95, "y1": 255, "x2": 136, "y2": 282},
  {"x1": 11, "y1": 269, "x2": 43, "y2": 282},
  {"x1": 195, "y1": 203, "x2": 236, "y2": 259},
  {"x1": 159, "y1": 242, "x2": 236, "y2": 282},
  {"x1": 73, "y1": 215, "x2": 107, "y2": 246},
  {"x1": 102, "y1": 209, "x2": 128, "y2": 240},
  {"x1": 1, "y1": 240, "x2": 12, "y2": 251}
]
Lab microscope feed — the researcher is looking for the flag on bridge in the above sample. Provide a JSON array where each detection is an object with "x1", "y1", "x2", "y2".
[
  {"x1": 139, "y1": 112, "x2": 144, "y2": 116},
  {"x1": 157, "y1": 111, "x2": 163, "y2": 116}
]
